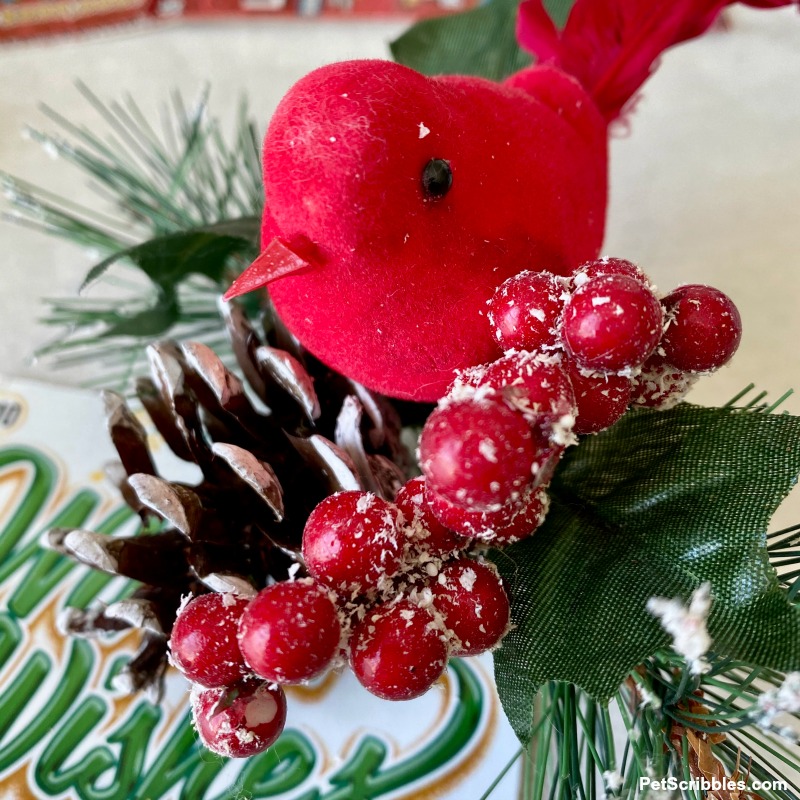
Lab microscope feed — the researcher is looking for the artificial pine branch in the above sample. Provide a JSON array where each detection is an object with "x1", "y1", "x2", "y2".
[{"x1": 1, "y1": 85, "x2": 262, "y2": 392}]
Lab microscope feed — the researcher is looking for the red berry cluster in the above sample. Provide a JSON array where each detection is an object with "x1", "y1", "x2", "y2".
[
  {"x1": 491, "y1": 259, "x2": 742, "y2": 409},
  {"x1": 169, "y1": 484, "x2": 511, "y2": 757},
  {"x1": 302, "y1": 486, "x2": 510, "y2": 697},
  {"x1": 417, "y1": 258, "x2": 742, "y2": 544},
  {"x1": 418, "y1": 352, "x2": 564, "y2": 544},
  {"x1": 418, "y1": 351, "x2": 567, "y2": 545},
  {"x1": 171, "y1": 258, "x2": 741, "y2": 759}
]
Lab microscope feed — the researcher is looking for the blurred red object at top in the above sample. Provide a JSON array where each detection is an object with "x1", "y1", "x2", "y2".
[{"x1": 0, "y1": 0, "x2": 477, "y2": 42}]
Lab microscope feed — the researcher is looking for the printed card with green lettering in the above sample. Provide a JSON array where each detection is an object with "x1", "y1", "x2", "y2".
[{"x1": 0, "y1": 378, "x2": 522, "y2": 800}]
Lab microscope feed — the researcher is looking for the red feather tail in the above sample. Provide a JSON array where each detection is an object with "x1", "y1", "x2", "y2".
[{"x1": 517, "y1": 0, "x2": 796, "y2": 121}]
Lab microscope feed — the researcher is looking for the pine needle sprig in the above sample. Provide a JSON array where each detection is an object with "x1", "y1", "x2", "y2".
[
  {"x1": 1, "y1": 84, "x2": 263, "y2": 392},
  {"x1": 481, "y1": 653, "x2": 799, "y2": 800}
]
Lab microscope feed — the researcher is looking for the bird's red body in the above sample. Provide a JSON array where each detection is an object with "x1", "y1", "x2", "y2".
[{"x1": 260, "y1": 62, "x2": 606, "y2": 401}]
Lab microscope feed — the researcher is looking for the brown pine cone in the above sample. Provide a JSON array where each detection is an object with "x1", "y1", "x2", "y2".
[{"x1": 47, "y1": 299, "x2": 424, "y2": 697}]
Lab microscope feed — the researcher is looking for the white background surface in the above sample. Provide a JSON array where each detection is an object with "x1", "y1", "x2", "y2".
[{"x1": 1, "y1": 6, "x2": 800, "y2": 523}]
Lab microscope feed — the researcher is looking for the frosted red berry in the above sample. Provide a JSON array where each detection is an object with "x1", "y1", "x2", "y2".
[
  {"x1": 631, "y1": 354, "x2": 696, "y2": 409},
  {"x1": 487, "y1": 271, "x2": 565, "y2": 352},
  {"x1": 419, "y1": 398, "x2": 537, "y2": 512},
  {"x1": 475, "y1": 353, "x2": 574, "y2": 483},
  {"x1": 349, "y1": 600, "x2": 448, "y2": 700},
  {"x1": 431, "y1": 559, "x2": 510, "y2": 656},
  {"x1": 238, "y1": 580, "x2": 341, "y2": 684},
  {"x1": 564, "y1": 358, "x2": 633, "y2": 435},
  {"x1": 478, "y1": 351, "x2": 576, "y2": 431},
  {"x1": 479, "y1": 485, "x2": 550, "y2": 546},
  {"x1": 562, "y1": 274, "x2": 663, "y2": 372},
  {"x1": 395, "y1": 477, "x2": 465, "y2": 558},
  {"x1": 426, "y1": 483, "x2": 520, "y2": 539},
  {"x1": 168, "y1": 593, "x2": 249, "y2": 688},
  {"x1": 660, "y1": 284, "x2": 742, "y2": 372},
  {"x1": 426, "y1": 484, "x2": 548, "y2": 545},
  {"x1": 572, "y1": 257, "x2": 650, "y2": 289},
  {"x1": 191, "y1": 679, "x2": 287, "y2": 758},
  {"x1": 302, "y1": 491, "x2": 403, "y2": 596}
]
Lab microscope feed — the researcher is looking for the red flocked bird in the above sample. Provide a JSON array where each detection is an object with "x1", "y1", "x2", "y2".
[{"x1": 225, "y1": 0, "x2": 794, "y2": 402}]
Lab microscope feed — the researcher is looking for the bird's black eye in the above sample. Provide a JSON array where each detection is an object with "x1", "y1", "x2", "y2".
[{"x1": 421, "y1": 158, "x2": 452, "y2": 200}]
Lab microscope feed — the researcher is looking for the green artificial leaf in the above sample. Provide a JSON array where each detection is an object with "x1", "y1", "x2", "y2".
[
  {"x1": 391, "y1": 0, "x2": 531, "y2": 80},
  {"x1": 81, "y1": 218, "x2": 261, "y2": 293},
  {"x1": 390, "y1": 0, "x2": 575, "y2": 80},
  {"x1": 75, "y1": 218, "x2": 260, "y2": 341},
  {"x1": 100, "y1": 292, "x2": 180, "y2": 339},
  {"x1": 493, "y1": 404, "x2": 800, "y2": 744}
]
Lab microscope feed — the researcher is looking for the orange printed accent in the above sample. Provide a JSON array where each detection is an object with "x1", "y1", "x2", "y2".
[
  {"x1": 0, "y1": 392, "x2": 28, "y2": 438},
  {"x1": 396, "y1": 661, "x2": 502, "y2": 800},
  {"x1": 285, "y1": 668, "x2": 340, "y2": 702}
]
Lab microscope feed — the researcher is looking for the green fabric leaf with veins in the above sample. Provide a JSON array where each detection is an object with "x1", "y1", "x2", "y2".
[
  {"x1": 82, "y1": 218, "x2": 260, "y2": 292},
  {"x1": 390, "y1": 0, "x2": 575, "y2": 81},
  {"x1": 492, "y1": 404, "x2": 800, "y2": 744}
]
